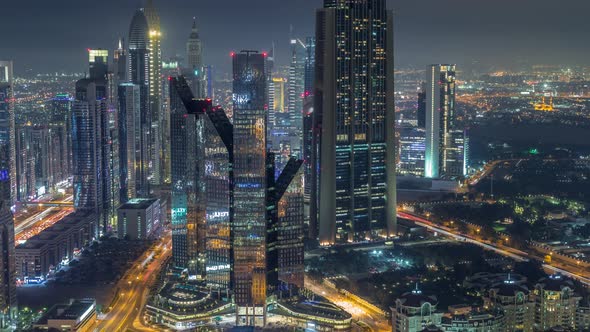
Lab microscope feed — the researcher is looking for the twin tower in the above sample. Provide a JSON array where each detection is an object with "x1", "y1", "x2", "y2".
[{"x1": 170, "y1": 51, "x2": 304, "y2": 326}]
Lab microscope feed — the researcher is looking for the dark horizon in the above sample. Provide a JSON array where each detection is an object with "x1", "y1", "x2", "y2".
[{"x1": 2, "y1": 0, "x2": 590, "y2": 76}]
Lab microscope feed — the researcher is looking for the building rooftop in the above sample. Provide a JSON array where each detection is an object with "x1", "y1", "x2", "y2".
[
  {"x1": 35, "y1": 299, "x2": 95, "y2": 325},
  {"x1": 119, "y1": 198, "x2": 158, "y2": 210}
]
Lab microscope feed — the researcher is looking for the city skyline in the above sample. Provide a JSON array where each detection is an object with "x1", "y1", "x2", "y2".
[
  {"x1": 2, "y1": 0, "x2": 590, "y2": 331},
  {"x1": 3, "y1": 0, "x2": 590, "y2": 75}
]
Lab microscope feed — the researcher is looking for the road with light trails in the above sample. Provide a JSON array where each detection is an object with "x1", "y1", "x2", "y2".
[
  {"x1": 14, "y1": 195, "x2": 75, "y2": 243},
  {"x1": 397, "y1": 211, "x2": 590, "y2": 286},
  {"x1": 305, "y1": 276, "x2": 390, "y2": 332},
  {"x1": 93, "y1": 233, "x2": 171, "y2": 332}
]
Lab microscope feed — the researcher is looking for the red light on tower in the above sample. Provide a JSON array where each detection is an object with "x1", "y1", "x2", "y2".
[
  {"x1": 230, "y1": 52, "x2": 236, "y2": 57},
  {"x1": 262, "y1": 52, "x2": 268, "y2": 58},
  {"x1": 86, "y1": 48, "x2": 91, "y2": 52},
  {"x1": 168, "y1": 76, "x2": 172, "y2": 81}
]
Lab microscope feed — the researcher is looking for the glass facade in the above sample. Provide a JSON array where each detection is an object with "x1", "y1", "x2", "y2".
[
  {"x1": 169, "y1": 79, "x2": 199, "y2": 274},
  {"x1": 276, "y1": 160, "x2": 305, "y2": 288},
  {"x1": 0, "y1": 61, "x2": 15, "y2": 206},
  {"x1": 128, "y1": 9, "x2": 152, "y2": 196},
  {"x1": 145, "y1": 0, "x2": 163, "y2": 185},
  {"x1": 72, "y1": 78, "x2": 109, "y2": 236},
  {"x1": 118, "y1": 83, "x2": 145, "y2": 203},
  {"x1": 232, "y1": 51, "x2": 267, "y2": 326},
  {"x1": 399, "y1": 126, "x2": 426, "y2": 176},
  {"x1": 314, "y1": 0, "x2": 396, "y2": 245},
  {"x1": 0, "y1": 203, "x2": 16, "y2": 327},
  {"x1": 425, "y1": 65, "x2": 464, "y2": 179}
]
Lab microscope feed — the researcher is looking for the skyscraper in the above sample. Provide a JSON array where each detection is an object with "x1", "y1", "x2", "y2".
[
  {"x1": 113, "y1": 38, "x2": 127, "y2": 83},
  {"x1": 303, "y1": 37, "x2": 315, "y2": 206},
  {"x1": 424, "y1": 65, "x2": 465, "y2": 179},
  {"x1": 170, "y1": 76, "x2": 233, "y2": 285},
  {"x1": 312, "y1": 0, "x2": 396, "y2": 245},
  {"x1": 72, "y1": 51, "x2": 111, "y2": 235},
  {"x1": 170, "y1": 71, "x2": 304, "y2": 326},
  {"x1": 49, "y1": 94, "x2": 73, "y2": 183},
  {"x1": 417, "y1": 83, "x2": 426, "y2": 129},
  {"x1": 118, "y1": 83, "x2": 145, "y2": 203},
  {"x1": 232, "y1": 51, "x2": 268, "y2": 325},
  {"x1": 186, "y1": 18, "x2": 203, "y2": 72},
  {"x1": 128, "y1": 9, "x2": 152, "y2": 196},
  {"x1": 186, "y1": 18, "x2": 206, "y2": 99},
  {"x1": 0, "y1": 201, "x2": 16, "y2": 328},
  {"x1": 0, "y1": 61, "x2": 15, "y2": 207},
  {"x1": 286, "y1": 38, "x2": 306, "y2": 157},
  {"x1": 144, "y1": 0, "x2": 163, "y2": 186}
]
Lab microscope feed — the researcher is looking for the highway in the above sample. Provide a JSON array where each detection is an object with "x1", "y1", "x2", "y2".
[
  {"x1": 93, "y1": 233, "x2": 171, "y2": 332},
  {"x1": 14, "y1": 195, "x2": 74, "y2": 244},
  {"x1": 397, "y1": 211, "x2": 590, "y2": 286},
  {"x1": 305, "y1": 276, "x2": 390, "y2": 332}
]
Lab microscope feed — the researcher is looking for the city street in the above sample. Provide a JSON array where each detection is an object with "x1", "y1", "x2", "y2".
[
  {"x1": 93, "y1": 233, "x2": 171, "y2": 332},
  {"x1": 305, "y1": 276, "x2": 390, "y2": 332},
  {"x1": 397, "y1": 211, "x2": 590, "y2": 286}
]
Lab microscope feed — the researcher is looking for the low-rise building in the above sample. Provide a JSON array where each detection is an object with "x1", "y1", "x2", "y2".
[
  {"x1": 117, "y1": 198, "x2": 163, "y2": 239},
  {"x1": 392, "y1": 287, "x2": 443, "y2": 332},
  {"x1": 440, "y1": 307, "x2": 505, "y2": 332},
  {"x1": 485, "y1": 277, "x2": 534, "y2": 332},
  {"x1": 532, "y1": 275, "x2": 581, "y2": 331},
  {"x1": 15, "y1": 212, "x2": 95, "y2": 282},
  {"x1": 33, "y1": 298, "x2": 96, "y2": 332}
]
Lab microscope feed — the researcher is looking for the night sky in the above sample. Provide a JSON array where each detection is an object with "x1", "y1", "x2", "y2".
[{"x1": 1, "y1": 0, "x2": 589, "y2": 75}]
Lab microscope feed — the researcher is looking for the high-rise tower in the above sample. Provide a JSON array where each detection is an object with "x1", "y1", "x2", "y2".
[
  {"x1": 0, "y1": 61, "x2": 16, "y2": 327},
  {"x1": 144, "y1": 0, "x2": 163, "y2": 185},
  {"x1": 186, "y1": 18, "x2": 203, "y2": 73},
  {"x1": 170, "y1": 72, "x2": 304, "y2": 327},
  {"x1": 424, "y1": 65, "x2": 465, "y2": 179},
  {"x1": 312, "y1": 0, "x2": 396, "y2": 245},
  {"x1": 0, "y1": 61, "x2": 15, "y2": 207},
  {"x1": 0, "y1": 201, "x2": 16, "y2": 328},
  {"x1": 72, "y1": 51, "x2": 111, "y2": 235},
  {"x1": 303, "y1": 37, "x2": 315, "y2": 207},
  {"x1": 186, "y1": 18, "x2": 206, "y2": 99},
  {"x1": 128, "y1": 9, "x2": 152, "y2": 196},
  {"x1": 232, "y1": 51, "x2": 268, "y2": 326}
]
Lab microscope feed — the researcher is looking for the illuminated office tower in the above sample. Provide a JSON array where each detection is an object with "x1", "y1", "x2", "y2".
[
  {"x1": 170, "y1": 76, "x2": 233, "y2": 287},
  {"x1": 89, "y1": 49, "x2": 121, "y2": 227},
  {"x1": 287, "y1": 38, "x2": 306, "y2": 157},
  {"x1": 303, "y1": 37, "x2": 315, "y2": 205},
  {"x1": 424, "y1": 65, "x2": 464, "y2": 179},
  {"x1": 15, "y1": 128, "x2": 35, "y2": 200},
  {"x1": 145, "y1": 0, "x2": 163, "y2": 185},
  {"x1": 169, "y1": 77, "x2": 198, "y2": 274},
  {"x1": 72, "y1": 51, "x2": 111, "y2": 235},
  {"x1": 232, "y1": 51, "x2": 268, "y2": 326},
  {"x1": 118, "y1": 83, "x2": 146, "y2": 203},
  {"x1": 170, "y1": 72, "x2": 305, "y2": 313},
  {"x1": 15, "y1": 126, "x2": 67, "y2": 197},
  {"x1": 267, "y1": 77, "x2": 285, "y2": 132},
  {"x1": 266, "y1": 156, "x2": 305, "y2": 289},
  {"x1": 49, "y1": 94, "x2": 73, "y2": 179},
  {"x1": 0, "y1": 201, "x2": 16, "y2": 328},
  {"x1": 186, "y1": 18, "x2": 203, "y2": 73},
  {"x1": 417, "y1": 83, "x2": 426, "y2": 129},
  {"x1": 161, "y1": 59, "x2": 182, "y2": 184},
  {"x1": 313, "y1": 0, "x2": 396, "y2": 245},
  {"x1": 0, "y1": 61, "x2": 15, "y2": 206},
  {"x1": 128, "y1": 8, "x2": 152, "y2": 196},
  {"x1": 398, "y1": 126, "x2": 426, "y2": 176},
  {"x1": 186, "y1": 18, "x2": 206, "y2": 98},
  {"x1": 113, "y1": 38, "x2": 127, "y2": 82}
]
